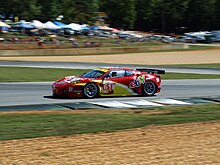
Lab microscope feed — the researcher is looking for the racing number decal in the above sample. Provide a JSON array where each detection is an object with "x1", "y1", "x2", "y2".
[{"x1": 103, "y1": 83, "x2": 114, "y2": 91}]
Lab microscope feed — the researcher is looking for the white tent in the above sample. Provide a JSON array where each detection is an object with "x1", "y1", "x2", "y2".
[
  {"x1": 0, "y1": 21, "x2": 11, "y2": 28},
  {"x1": 31, "y1": 20, "x2": 46, "y2": 29},
  {"x1": 99, "y1": 26, "x2": 113, "y2": 31},
  {"x1": 64, "y1": 23, "x2": 82, "y2": 31},
  {"x1": 44, "y1": 21, "x2": 61, "y2": 30}
]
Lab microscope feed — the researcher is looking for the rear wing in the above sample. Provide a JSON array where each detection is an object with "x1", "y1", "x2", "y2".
[{"x1": 136, "y1": 68, "x2": 165, "y2": 74}]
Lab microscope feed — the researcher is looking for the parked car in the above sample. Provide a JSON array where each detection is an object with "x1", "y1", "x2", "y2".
[
  {"x1": 181, "y1": 32, "x2": 213, "y2": 43},
  {"x1": 211, "y1": 30, "x2": 220, "y2": 42}
]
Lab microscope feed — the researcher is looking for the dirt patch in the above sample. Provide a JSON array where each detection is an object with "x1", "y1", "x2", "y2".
[
  {"x1": 0, "y1": 121, "x2": 219, "y2": 164},
  {"x1": 0, "y1": 49, "x2": 220, "y2": 65}
]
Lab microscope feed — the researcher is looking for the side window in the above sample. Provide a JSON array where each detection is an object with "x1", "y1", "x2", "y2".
[
  {"x1": 125, "y1": 70, "x2": 135, "y2": 76},
  {"x1": 109, "y1": 70, "x2": 125, "y2": 78}
]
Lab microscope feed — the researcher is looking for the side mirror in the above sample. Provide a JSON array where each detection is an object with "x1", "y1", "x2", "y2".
[{"x1": 112, "y1": 72, "x2": 117, "y2": 77}]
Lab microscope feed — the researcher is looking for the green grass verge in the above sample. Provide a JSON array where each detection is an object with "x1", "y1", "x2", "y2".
[
  {"x1": 187, "y1": 45, "x2": 216, "y2": 50},
  {"x1": 0, "y1": 104, "x2": 219, "y2": 140},
  {"x1": 161, "y1": 72, "x2": 220, "y2": 79},
  {"x1": 0, "y1": 66, "x2": 220, "y2": 82},
  {"x1": 164, "y1": 63, "x2": 220, "y2": 68},
  {"x1": 0, "y1": 67, "x2": 89, "y2": 82}
]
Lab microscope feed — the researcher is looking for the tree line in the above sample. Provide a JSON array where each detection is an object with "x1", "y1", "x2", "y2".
[{"x1": 1, "y1": 0, "x2": 220, "y2": 33}]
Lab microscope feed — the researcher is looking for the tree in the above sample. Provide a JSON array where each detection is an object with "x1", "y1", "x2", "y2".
[
  {"x1": 135, "y1": 0, "x2": 189, "y2": 33},
  {"x1": 100, "y1": 0, "x2": 136, "y2": 29},
  {"x1": 1, "y1": 0, "x2": 220, "y2": 32},
  {"x1": 0, "y1": 0, "x2": 41, "y2": 21},
  {"x1": 135, "y1": 0, "x2": 152, "y2": 31},
  {"x1": 59, "y1": 0, "x2": 99, "y2": 24},
  {"x1": 184, "y1": 0, "x2": 216, "y2": 31},
  {"x1": 72, "y1": 0, "x2": 99, "y2": 24},
  {"x1": 37, "y1": 0, "x2": 61, "y2": 22},
  {"x1": 214, "y1": 0, "x2": 220, "y2": 29}
]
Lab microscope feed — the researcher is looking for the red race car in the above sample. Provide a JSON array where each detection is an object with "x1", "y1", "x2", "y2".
[{"x1": 52, "y1": 68, "x2": 165, "y2": 98}]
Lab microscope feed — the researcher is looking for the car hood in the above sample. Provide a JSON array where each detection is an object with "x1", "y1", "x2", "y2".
[{"x1": 55, "y1": 76, "x2": 86, "y2": 85}]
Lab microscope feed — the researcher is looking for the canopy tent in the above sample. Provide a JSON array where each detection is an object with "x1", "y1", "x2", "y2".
[
  {"x1": 111, "y1": 28, "x2": 122, "y2": 33},
  {"x1": 99, "y1": 26, "x2": 113, "y2": 31},
  {"x1": 53, "y1": 21, "x2": 67, "y2": 28},
  {"x1": 1, "y1": 27, "x2": 9, "y2": 32},
  {"x1": 80, "y1": 25, "x2": 90, "y2": 30},
  {"x1": 31, "y1": 20, "x2": 46, "y2": 29},
  {"x1": 90, "y1": 26, "x2": 99, "y2": 30},
  {"x1": 13, "y1": 23, "x2": 34, "y2": 29},
  {"x1": 0, "y1": 21, "x2": 11, "y2": 28},
  {"x1": 44, "y1": 21, "x2": 61, "y2": 30},
  {"x1": 64, "y1": 23, "x2": 82, "y2": 31}
]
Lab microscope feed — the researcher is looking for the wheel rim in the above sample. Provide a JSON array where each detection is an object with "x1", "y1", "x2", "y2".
[
  {"x1": 144, "y1": 82, "x2": 156, "y2": 95},
  {"x1": 84, "y1": 84, "x2": 98, "y2": 98}
]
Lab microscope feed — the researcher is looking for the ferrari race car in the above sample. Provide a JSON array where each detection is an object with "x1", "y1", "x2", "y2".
[{"x1": 52, "y1": 68, "x2": 165, "y2": 98}]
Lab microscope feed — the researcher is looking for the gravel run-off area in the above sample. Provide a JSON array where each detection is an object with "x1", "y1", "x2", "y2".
[
  {"x1": 0, "y1": 49, "x2": 220, "y2": 65},
  {"x1": 0, "y1": 121, "x2": 220, "y2": 165}
]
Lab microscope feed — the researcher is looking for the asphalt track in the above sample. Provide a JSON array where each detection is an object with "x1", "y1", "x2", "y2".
[
  {"x1": 0, "y1": 61, "x2": 219, "y2": 107},
  {"x1": 0, "y1": 79, "x2": 220, "y2": 107}
]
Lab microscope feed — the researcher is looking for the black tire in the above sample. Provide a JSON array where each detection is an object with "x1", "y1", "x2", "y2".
[
  {"x1": 52, "y1": 93, "x2": 58, "y2": 98},
  {"x1": 142, "y1": 81, "x2": 157, "y2": 96},
  {"x1": 83, "y1": 83, "x2": 99, "y2": 98}
]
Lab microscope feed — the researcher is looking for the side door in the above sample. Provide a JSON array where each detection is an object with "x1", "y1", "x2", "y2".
[{"x1": 102, "y1": 69, "x2": 135, "y2": 96}]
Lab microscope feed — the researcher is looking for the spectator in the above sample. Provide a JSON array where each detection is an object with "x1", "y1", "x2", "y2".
[
  {"x1": 56, "y1": 38, "x2": 61, "y2": 48},
  {"x1": 37, "y1": 38, "x2": 44, "y2": 47},
  {"x1": 69, "y1": 37, "x2": 78, "y2": 47},
  {"x1": 84, "y1": 41, "x2": 91, "y2": 47}
]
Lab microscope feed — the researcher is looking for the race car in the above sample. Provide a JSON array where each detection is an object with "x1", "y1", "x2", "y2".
[{"x1": 52, "y1": 67, "x2": 165, "y2": 98}]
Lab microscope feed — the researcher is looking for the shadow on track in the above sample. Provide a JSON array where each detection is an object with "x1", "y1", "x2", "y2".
[{"x1": 43, "y1": 95, "x2": 157, "y2": 100}]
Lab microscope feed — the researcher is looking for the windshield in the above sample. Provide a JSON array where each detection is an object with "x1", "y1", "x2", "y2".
[{"x1": 81, "y1": 70, "x2": 105, "y2": 78}]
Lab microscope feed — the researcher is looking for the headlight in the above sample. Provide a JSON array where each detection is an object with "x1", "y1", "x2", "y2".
[{"x1": 69, "y1": 87, "x2": 73, "y2": 92}]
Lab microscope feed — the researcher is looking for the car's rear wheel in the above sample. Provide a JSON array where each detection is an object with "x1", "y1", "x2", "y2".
[
  {"x1": 142, "y1": 81, "x2": 157, "y2": 96},
  {"x1": 83, "y1": 83, "x2": 99, "y2": 98}
]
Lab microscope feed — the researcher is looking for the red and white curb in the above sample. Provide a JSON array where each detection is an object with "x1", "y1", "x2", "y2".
[
  {"x1": 89, "y1": 98, "x2": 192, "y2": 108},
  {"x1": 0, "y1": 97, "x2": 219, "y2": 111}
]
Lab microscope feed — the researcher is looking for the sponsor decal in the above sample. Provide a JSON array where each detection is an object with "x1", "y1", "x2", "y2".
[
  {"x1": 100, "y1": 80, "x2": 137, "y2": 96},
  {"x1": 64, "y1": 76, "x2": 81, "y2": 84},
  {"x1": 74, "y1": 90, "x2": 82, "y2": 93},
  {"x1": 97, "y1": 68, "x2": 109, "y2": 73},
  {"x1": 129, "y1": 75, "x2": 145, "y2": 88}
]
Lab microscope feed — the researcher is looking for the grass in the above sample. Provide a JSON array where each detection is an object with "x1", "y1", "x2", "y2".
[
  {"x1": 0, "y1": 104, "x2": 219, "y2": 140},
  {"x1": 0, "y1": 67, "x2": 89, "y2": 82},
  {"x1": 164, "y1": 63, "x2": 220, "y2": 68},
  {"x1": 161, "y1": 72, "x2": 220, "y2": 79},
  {"x1": 187, "y1": 45, "x2": 216, "y2": 50},
  {"x1": 0, "y1": 66, "x2": 220, "y2": 82}
]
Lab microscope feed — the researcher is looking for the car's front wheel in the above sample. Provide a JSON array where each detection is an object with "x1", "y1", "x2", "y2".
[
  {"x1": 83, "y1": 83, "x2": 99, "y2": 98},
  {"x1": 142, "y1": 81, "x2": 157, "y2": 96}
]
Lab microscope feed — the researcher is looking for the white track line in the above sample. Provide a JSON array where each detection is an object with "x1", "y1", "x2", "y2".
[
  {"x1": 122, "y1": 100, "x2": 164, "y2": 106},
  {"x1": 153, "y1": 99, "x2": 191, "y2": 105},
  {"x1": 89, "y1": 101, "x2": 137, "y2": 108}
]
